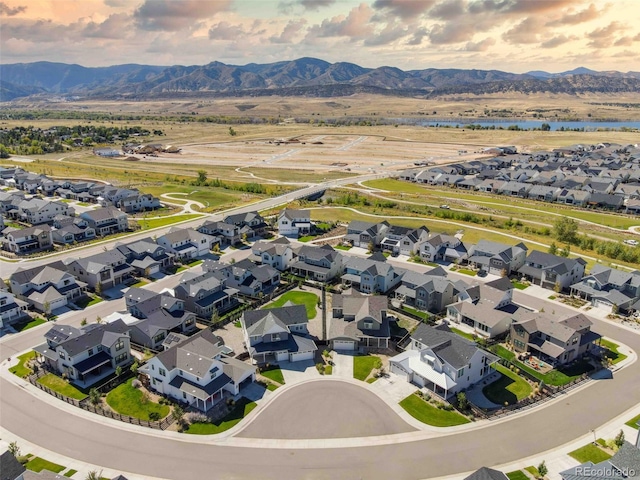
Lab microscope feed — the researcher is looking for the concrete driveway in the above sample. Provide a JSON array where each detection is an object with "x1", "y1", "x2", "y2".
[
  {"x1": 367, "y1": 372, "x2": 418, "y2": 404},
  {"x1": 237, "y1": 380, "x2": 416, "y2": 439},
  {"x1": 278, "y1": 359, "x2": 320, "y2": 384}
]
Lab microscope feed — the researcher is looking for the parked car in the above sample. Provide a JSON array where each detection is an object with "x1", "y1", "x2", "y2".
[
  {"x1": 477, "y1": 270, "x2": 488, "y2": 277},
  {"x1": 440, "y1": 204, "x2": 450, "y2": 209},
  {"x1": 623, "y1": 239, "x2": 639, "y2": 246}
]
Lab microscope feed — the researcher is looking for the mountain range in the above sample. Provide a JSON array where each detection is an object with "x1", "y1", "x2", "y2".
[{"x1": 1, "y1": 57, "x2": 639, "y2": 102}]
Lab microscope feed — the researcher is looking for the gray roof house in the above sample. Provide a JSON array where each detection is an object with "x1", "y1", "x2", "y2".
[
  {"x1": 395, "y1": 267, "x2": 457, "y2": 314},
  {"x1": 277, "y1": 209, "x2": 311, "y2": 237},
  {"x1": 329, "y1": 292, "x2": 390, "y2": 351},
  {"x1": 290, "y1": 244, "x2": 343, "y2": 282},
  {"x1": 467, "y1": 240, "x2": 528, "y2": 276},
  {"x1": 342, "y1": 256, "x2": 404, "y2": 294},
  {"x1": 157, "y1": 228, "x2": 217, "y2": 259},
  {"x1": 79, "y1": 207, "x2": 129, "y2": 236},
  {"x1": 242, "y1": 304, "x2": 317, "y2": 364},
  {"x1": 560, "y1": 441, "x2": 640, "y2": 480},
  {"x1": 173, "y1": 270, "x2": 239, "y2": 319},
  {"x1": 66, "y1": 249, "x2": 134, "y2": 290},
  {"x1": 202, "y1": 258, "x2": 280, "y2": 297},
  {"x1": 464, "y1": 468, "x2": 509, "y2": 480},
  {"x1": 570, "y1": 265, "x2": 640, "y2": 313},
  {"x1": 518, "y1": 250, "x2": 587, "y2": 291},
  {"x1": 251, "y1": 237, "x2": 294, "y2": 271}
]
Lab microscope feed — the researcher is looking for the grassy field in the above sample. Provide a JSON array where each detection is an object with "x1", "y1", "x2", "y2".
[
  {"x1": 37, "y1": 374, "x2": 87, "y2": 400},
  {"x1": 483, "y1": 364, "x2": 532, "y2": 405},
  {"x1": 600, "y1": 338, "x2": 628, "y2": 365},
  {"x1": 568, "y1": 444, "x2": 612, "y2": 463},
  {"x1": 25, "y1": 457, "x2": 66, "y2": 474},
  {"x1": 105, "y1": 379, "x2": 170, "y2": 421},
  {"x1": 399, "y1": 393, "x2": 470, "y2": 427},
  {"x1": 260, "y1": 366, "x2": 286, "y2": 384},
  {"x1": 9, "y1": 351, "x2": 37, "y2": 378},
  {"x1": 12, "y1": 316, "x2": 47, "y2": 332},
  {"x1": 186, "y1": 397, "x2": 257, "y2": 435},
  {"x1": 136, "y1": 213, "x2": 203, "y2": 230},
  {"x1": 264, "y1": 290, "x2": 318, "y2": 319},
  {"x1": 353, "y1": 355, "x2": 382, "y2": 381}
]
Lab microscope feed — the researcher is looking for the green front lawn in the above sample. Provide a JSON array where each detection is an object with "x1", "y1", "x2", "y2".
[
  {"x1": 64, "y1": 469, "x2": 78, "y2": 477},
  {"x1": 264, "y1": 290, "x2": 318, "y2": 319},
  {"x1": 298, "y1": 235, "x2": 315, "y2": 242},
  {"x1": 449, "y1": 328, "x2": 476, "y2": 342},
  {"x1": 260, "y1": 366, "x2": 285, "y2": 384},
  {"x1": 106, "y1": 378, "x2": 170, "y2": 421},
  {"x1": 569, "y1": 444, "x2": 612, "y2": 463},
  {"x1": 353, "y1": 355, "x2": 382, "y2": 381},
  {"x1": 74, "y1": 295, "x2": 103, "y2": 308},
  {"x1": 524, "y1": 466, "x2": 539, "y2": 478},
  {"x1": 506, "y1": 471, "x2": 529, "y2": 480},
  {"x1": 401, "y1": 305, "x2": 431, "y2": 321},
  {"x1": 186, "y1": 259, "x2": 203, "y2": 267},
  {"x1": 335, "y1": 244, "x2": 352, "y2": 251},
  {"x1": 457, "y1": 269, "x2": 477, "y2": 276},
  {"x1": 10, "y1": 350, "x2": 37, "y2": 378},
  {"x1": 600, "y1": 338, "x2": 627, "y2": 365},
  {"x1": 186, "y1": 397, "x2": 257, "y2": 434},
  {"x1": 136, "y1": 214, "x2": 203, "y2": 230},
  {"x1": 37, "y1": 374, "x2": 87, "y2": 400},
  {"x1": 13, "y1": 316, "x2": 47, "y2": 332},
  {"x1": 511, "y1": 281, "x2": 529, "y2": 290},
  {"x1": 625, "y1": 413, "x2": 640, "y2": 429},
  {"x1": 25, "y1": 457, "x2": 65, "y2": 474},
  {"x1": 131, "y1": 279, "x2": 150, "y2": 288},
  {"x1": 399, "y1": 393, "x2": 470, "y2": 427},
  {"x1": 483, "y1": 364, "x2": 532, "y2": 405}
]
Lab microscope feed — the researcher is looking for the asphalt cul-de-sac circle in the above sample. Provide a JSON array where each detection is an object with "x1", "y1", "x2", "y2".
[{"x1": 237, "y1": 381, "x2": 416, "y2": 439}]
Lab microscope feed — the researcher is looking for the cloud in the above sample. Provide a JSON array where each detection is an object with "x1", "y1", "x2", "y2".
[
  {"x1": 428, "y1": 22, "x2": 475, "y2": 44},
  {"x1": 306, "y1": 3, "x2": 375, "y2": 41},
  {"x1": 134, "y1": 0, "x2": 231, "y2": 31},
  {"x1": 406, "y1": 27, "x2": 428, "y2": 45},
  {"x1": 372, "y1": 0, "x2": 435, "y2": 20},
  {"x1": 546, "y1": 4, "x2": 604, "y2": 27},
  {"x1": 540, "y1": 34, "x2": 578, "y2": 48},
  {"x1": 208, "y1": 21, "x2": 249, "y2": 40},
  {"x1": 586, "y1": 21, "x2": 626, "y2": 48},
  {"x1": 429, "y1": 0, "x2": 465, "y2": 20},
  {"x1": 103, "y1": 0, "x2": 128, "y2": 7},
  {"x1": 83, "y1": 13, "x2": 132, "y2": 39},
  {"x1": 364, "y1": 21, "x2": 408, "y2": 46},
  {"x1": 468, "y1": 0, "x2": 582, "y2": 15},
  {"x1": 299, "y1": 0, "x2": 336, "y2": 10},
  {"x1": 0, "y1": 2, "x2": 26, "y2": 16},
  {"x1": 464, "y1": 37, "x2": 495, "y2": 51},
  {"x1": 502, "y1": 17, "x2": 544, "y2": 44},
  {"x1": 269, "y1": 19, "x2": 307, "y2": 43},
  {"x1": 1, "y1": 18, "x2": 75, "y2": 43}
]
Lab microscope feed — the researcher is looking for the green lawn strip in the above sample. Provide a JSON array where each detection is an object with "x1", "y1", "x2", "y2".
[
  {"x1": 492, "y1": 345, "x2": 516, "y2": 361},
  {"x1": 511, "y1": 281, "x2": 529, "y2": 290},
  {"x1": 548, "y1": 295, "x2": 557, "y2": 300},
  {"x1": 25, "y1": 457, "x2": 66, "y2": 474},
  {"x1": 13, "y1": 316, "x2": 47, "y2": 332},
  {"x1": 9, "y1": 350, "x2": 37, "y2": 378},
  {"x1": 600, "y1": 338, "x2": 627, "y2": 365},
  {"x1": 37, "y1": 373, "x2": 87, "y2": 400},
  {"x1": 625, "y1": 413, "x2": 640, "y2": 429},
  {"x1": 105, "y1": 378, "x2": 170, "y2": 421},
  {"x1": 334, "y1": 244, "x2": 352, "y2": 251},
  {"x1": 353, "y1": 355, "x2": 382, "y2": 381},
  {"x1": 366, "y1": 377, "x2": 378, "y2": 384},
  {"x1": 597, "y1": 438, "x2": 607, "y2": 447},
  {"x1": 185, "y1": 397, "x2": 257, "y2": 434},
  {"x1": 399, "y1": 393, "x2": 470, "y2": 427},
  {"x1": 506, "y1": 471, "x2": 529, "y2": 480},
  {"x1": 449, "y1": 327, "x2": 476, "y2": 342},
  {"x1": 260, "y1": 366, "x2": 285, "y2": 384},
  {"x1": 457, "y1": 268, "x2": 477, "y2": 276},
  {"x1": 234, "y1": 320, "x2": 242, "y2": 328},
  {"x1": 136, "y1": 214, "x2": 203, "y2": 230},
  {"x1": 131, "y1": 279, "x2": 150, "y2": 288},
  {"x1": 569, "y1": 444, "x2": 612, "y2": 463},
  {"x1": 64, "y1": 469, "x2": 78, "y2": 477},
  {"x1": 524, "y1": 466, "x2": 539, "y2": 478},
  {"x1": 324, "y1": 365, "x2": 333, "y2": 375},
  {"x1": 483, "y1": 364, "x2": 532, "y2": 405},
  {"x1": 264, "y1": 290, "x2": 318, "y2": 319},
  {"x1": 401, "y1": 305, "x2": 431, "y2": 321},
  {"x1": 298, "y1": 235, "x2": 315, "y2": 242},
  {"x1": 74, "y1": 295, "x2": 103, "y2": 308}
]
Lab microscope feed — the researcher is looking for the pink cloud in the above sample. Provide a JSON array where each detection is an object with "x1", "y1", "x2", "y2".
[{"x1": 134, "y1": 0, "x2": 231, "y2": 31}]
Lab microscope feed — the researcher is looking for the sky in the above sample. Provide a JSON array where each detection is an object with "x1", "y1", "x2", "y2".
[{"x1": 1, "y1": 0, "x2": 640, "y2": 73}]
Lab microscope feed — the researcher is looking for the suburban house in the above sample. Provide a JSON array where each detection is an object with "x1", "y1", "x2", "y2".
[
  {"x1": 51, "y1": 216, "x2": 96, "y2": 245},
  {"x1": 66, "y1": 249, "x2": 134, "y2": 290},
  {"x1": 345, "y1": 220, "x2": 390, "y2": 249},
  {"x1": 570, "y1": 265, "x2": 640, "y2": 313},
  {"x1": 329, "y1": 292, "x2": 390, "y2": 350},
  {"x1": 464, "y1": 468, "x2": 509, "y2": 480},
  {"x1": 277, "y1": 209, "x2": 311, "y2": 237},
  {"x1": 173, "y1": 270, "x2": 239, "y2": 319},
  {"x1": 11, "y1": 197, "x2": 73, "y2": 225},
  {"x1": 0, "y1": 289, "x2": 29, "y2": 329},
  {"x1": 116, "y1": 238, "x2": 174, "y2": 277},
  {"x1": 342, "y1": 256, "x2": 404, "y2": 294},
  {"x1": 0, "y1": 449, "x2": 26, "y2": 480},
  {"x1": 380, "y1": 225, "x2": 430, "y2": 256},
  {"x1": 10, "y1": 265, "x2": 87, "y2": 314},
  {"x1": 138, "y1": 329, "x2": 255, "y2": 412},
  {"x1": 517, "y1": 250, "x2": 587, "y2": 291},
  {"x1": 510, "y1": 312, "x2": 601, "y2": 366},
  {"x1": 79, "y1": 207, "x2": 129, "y2": 236},
  {"x1": 118, "y1": 192, "x2": 161, "y2": 213},
  {"x1": 223, "y1": 211, "x2": 267, "y2": 239},
  {"x1": 197, "y1": 220, "x2": 239, "y2": 246},
  {"x1": 202, "y1": 258, "x2": 281, "y2": 298},
  {"x1": 560, "y1": 441, "x2": 640, "y2": 480},
  {"x1": 157, "y1": 228, "x2": 217, "y2": 259},
  {"x1": 290, "y1": 244, "x2": 343, "y2": 282},
  {"x1": 467, "y1": 240, "x2": 528, "y2": 276},
  {"x1": 395, "y1": 267, "x2": 457, "y2": 314},
  {"x1": 446, "y1": 279, "x2": 521, "y2": 338},
  {"x1": 242, "y1": 304, "x2": 317, "y2": 363},
  {"x1": 252, "y1": 237, "x2": 294, "y2": 271},
  {"x1": 2, "y1": 225, "x2": 53, "y2": 254},
  {"x1": 33, "y1": 320, "x2": 133, "y2": 388},
  {"x1": 123, "y1": 288, "x2": 197, "y2": 349},
  {"x1": 390, "y1": 323, "x2": 499, "y2": 399},
  {"x1": 419, "y1": 234, "x2": 472, "y2": 264}
]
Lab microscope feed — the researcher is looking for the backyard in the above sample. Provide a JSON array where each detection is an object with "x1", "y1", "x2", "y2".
[
  {"x1": 105, "y1": 378, "x2": 170, "y2": 421},
  {"x1": 264, "y1": 290, "x2": 318, "y2": 319},
  {"x1": 185, "y1": 397, "x2": 257, "y2": 434},
  {"x1": 482, "y1": 364, "x2": 533, "y2": 406},
  {"x1": 37, "y1": 373, "x2": 87, "y2": 400},
  {"x1": 399, "y1": 393, "x2": 470, "y2": 427},
  {"x1": 600, "y1": 338, "x2": 627, "y2": 365}
]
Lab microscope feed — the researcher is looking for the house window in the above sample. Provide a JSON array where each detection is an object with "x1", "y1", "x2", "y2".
[
  {"x1": 115, "y1": 353, "x2": 128, "y2": 363},
  {"x1": 87, "y1": 348, "x2": 94, "y2": 356},
  {"x1": 115, "y1": 340, "x2": 125, "y2": 351},
  {"x1": 363, "y1": 321, "x2": 373, "y2": 329},
  {"x1": 457, "y1": 368, "x2": 465, "y2": 378},
  {"x1": 59, "y1": 351, "x2": 65, "y2": 358},
  {"x1": 183, "y1": 392, "x2": 187, "y2": 399},
  {"x1": 97, "y1": 345, "x2": 102, "y2": 352},
  {"x1": 159, "y1": 368, "x2": 166, "y2": 377}
]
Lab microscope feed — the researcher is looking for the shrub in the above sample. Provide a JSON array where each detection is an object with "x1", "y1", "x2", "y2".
[
  {"x1": 148, "y1": 412, "x2": 161, "y2": 421},
  {"x1": 185, "y1": 412, "x2": 209, "y2": 425},
  {"x1": 131, "y1": 379, "x2": 142, "y2": 388}
]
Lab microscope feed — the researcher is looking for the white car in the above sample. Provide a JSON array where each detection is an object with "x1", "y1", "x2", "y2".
[
  {"x1": 623, "y1": 239, "x2": 639, "y2": 246},
  {"x1": 440, "y1": 204, "x2": 450, "y2": 209}
]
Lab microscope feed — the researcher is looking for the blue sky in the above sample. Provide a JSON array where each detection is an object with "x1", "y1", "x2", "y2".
[{"x1": 1, "y1": 0, "x2": 639, "y2": 72}]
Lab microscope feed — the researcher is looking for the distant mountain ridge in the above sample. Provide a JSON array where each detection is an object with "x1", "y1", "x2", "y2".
[{"x1": 1, "y1": 57, "x2": 639, "y2": 102}]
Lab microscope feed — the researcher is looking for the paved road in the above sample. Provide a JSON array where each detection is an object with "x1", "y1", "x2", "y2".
[{"x1": 238, "y1": 380, "x2": 416, "y2": 439}]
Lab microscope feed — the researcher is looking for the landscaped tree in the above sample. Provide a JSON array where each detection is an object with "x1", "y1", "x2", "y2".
[
  {"x1": 553, "y1": 282, "x2": 562, "y2": 294},
  {"x1": 43, "y1": 301, "x2": 51, "y2": 319},
  {"x1": 80, "y1": 318, "x2": 87, "y2": 326},
  {"x1": 548, "y1": 242, "x2": 558, "y2": 255},
  {"x1": 130, "y1": 361, "x2": 139, "y2": 375},
  {"x1": 212, "y1": 243, "x2": 220, "y2": 254},
  {"x1": 615, "y1": 429, "x2": 625, "y2": 448},
  {"x1": 537, "y1": 461, "x2": 548, "y2": 479},
  {"x1": 95, "y1": 282, "x2": 103, "y2": 297},
  {"x1": 85, "y1": 470, "x2": 103, "y2": 480},
  {"x1": 115, "y1": 365, "x2": 122, "y2": 377},
  {"x1": 242, "y1": 232, "x2": 248, "y2": 244},
  {"x1": 89, "y1": 388, "x2": 101, "y2": 406},
  {"x1": 211, "y1": 309, "x2": 219, "y2": 325},
  {"x1": 196, "y1": 170, "x2": 208, "y2": 185},
  {"x1": 95, "y1": 316, "x2": 103, "y2": 324},
  {"x1": 456, "y1": 392, "x2": 469, "y2": 411},
  {"x1": 8, "y1": 441, "x2": 20, "y2": 457},
  {"x1": 559, "y1": 244, "x2": 571, "y2": 257},
  {"x1": 172, "y1": 405, "x2": 185, "y2": 427},
  {"x1": 554, "y1": 217, "x2": 578, "y2": 245}
]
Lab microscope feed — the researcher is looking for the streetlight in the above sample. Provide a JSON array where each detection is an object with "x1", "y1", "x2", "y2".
[{"x1": 591, "y1": 429, "x2": 597, "y2": 445}]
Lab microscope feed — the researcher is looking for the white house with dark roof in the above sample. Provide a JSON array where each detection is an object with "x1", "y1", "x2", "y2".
[
  {"x1": 390, "y1": 323, "x2": 498, "y2": 399},
  {"x1": 0, "y1": 289, "x2": 29, "y2": 328},
  {"x1": 116, "y1": 238, "x2": 174, "y2": 276},
  {"x1": 342, "y1": 255, "x2": 403, "y2": 294},
  {"x1": 34, "y1": 320, "x2": 132, "y2": 388},
  {"x1": 202, "y1": 258, "x2": 280, "y2": 297},
  {"x1": 223, "y1": 211, "x2": 267, "y2": 239},
  {"x1": 277, "y1": 209, "x2": 311, "y2": 237},
  {"x1": 197, "y1": 220, "x2": 238, "y2": 245},
  {"x1": 395, "y1": 267, "x2": 457, "y2": 314},
  {"x1": 11, "y1": 197, "x2": 73, "y2": 225},
  {"x1": 345, "y1": 220, "x2": 390, "y2": 249},
  {"x1": 570, "y1": 265, "x2": 640, "y2": 313},
  {"x1": 80, "y1": 207, "x2": 129, "y2": 236},
  {"x1": 329, "y1": 292, "x2": 390, "y2": 351},
  {"x1": 156, "y1": 227, "x2": 217, "y2": 259},
  {"x1": 518, "y1": 250, "x2": 587, "y2": 291},
  {"x1": 138, "y1": 329, "x2": 255, "y2": 412},
  {"x1": 290, "y1": 244, "x2": 343, "y2": 282},
  {"x1": 419, "y1": 234, "x2": 472, "y2": 264},
  {"x1": 242, "y1": 304, "x2": 317, "y2": 363},
  {"x1": 252, "y1": 237, "x2": 294, "y2": 271},
  {"x1": 467, "y1": 240, "x2": 528, "y2": 276},
  {"x1": 2, "y1": 224, "x2": 53, "y2": 254},
  {"x1": 173, "y1": 270, "x2": 239, "y2": 318}
]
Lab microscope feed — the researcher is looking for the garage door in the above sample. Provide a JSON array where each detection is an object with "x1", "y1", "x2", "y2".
[
  {"x1": 333, "y1": 340, "x2": 355, "y2": 351},
  {"x1": 390, "y1": 363, "x2": 409, "y2": 381},
  {"x1": 289, "y1": 351, "x2": 314, "y2": 362},
  {"x1": 276, "y1": 351, "x2": 288, "y2": 362}
]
